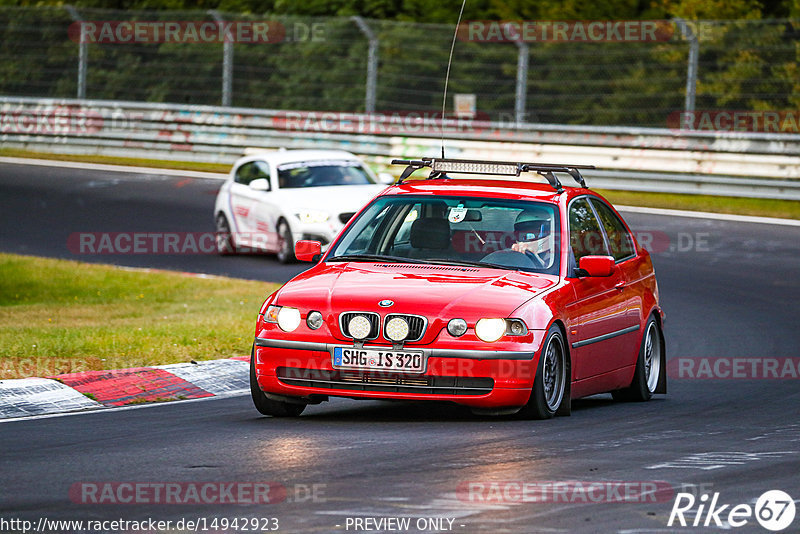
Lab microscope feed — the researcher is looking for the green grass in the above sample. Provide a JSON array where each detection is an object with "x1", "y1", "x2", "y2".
[
  {"x1": 597, "y1": 189, "x2": 800, "y2": 220},
  {"x1": 0, "y1": 148, "x2": 229, "y2": 174},
  {"x1": 0, "y1": 253, "x2": 279, "y2": 379}
]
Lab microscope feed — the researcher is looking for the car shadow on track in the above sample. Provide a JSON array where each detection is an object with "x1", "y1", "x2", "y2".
[{"x1": 240, "y1": 394, "x2": 664, "y2": 424}]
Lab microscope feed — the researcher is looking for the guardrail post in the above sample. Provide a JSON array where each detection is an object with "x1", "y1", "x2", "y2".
[
  {"x1": 675, "y1": 18, "x2": 699, "y2": 116},
  {"x1": 65, "y1": 5, "x2": 87, "y2": 99},
  {"x1": 209, "y1": 10, "x2": 233, "y2": 107},
  {"x1": 351, "y1": 16, "x2": 378, "y2": 114},
  {"x1": 514, "y1": 41, "x2": 529, "y2": 127}
]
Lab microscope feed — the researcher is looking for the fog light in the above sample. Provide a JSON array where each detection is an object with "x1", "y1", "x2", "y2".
[
  {"x1": 475, "y1": 318, "x2": 506, "y2": 342},
  {"x1": 447, "y1": 318, "x2": 468, "y2": 337},
  {"x1": 306, "y1": 311, "x2": 324, "y2": 330},
  {"x1": 385, "y1": 317, "x2": 410, "y2": 341},
  {"x1": 507, "y1": 319, "x2": 527, "y2": 336},
  {"x1": 348, "y1": 315, "x2": 372, "y2": 340},
  {"x1": 277, "y1": 307, "x2": 301, "y2": 332}
]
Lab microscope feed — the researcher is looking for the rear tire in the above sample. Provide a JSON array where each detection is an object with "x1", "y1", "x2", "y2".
[
  {"x1": 250, "y1": 347, "x2": 306, "y2": 417},
  {"x1": 215, "y1": 214, "x2": 236, "y2": 255},
  {"x1": 612, "y1": 316, "x2": 663, "y2": 402},
  {"x1": 276, "y1": 221, "x2": 296, "y2": 264},
  {"x1": 518, "y1": 325, "x2": 567, "y2": 420}
]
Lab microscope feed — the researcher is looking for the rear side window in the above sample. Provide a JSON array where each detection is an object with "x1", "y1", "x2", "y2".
[
  {"x1": 235, "y1": 161, "x2": 270, "y2": 186},
  {"x1": 569, "y1": 198, "x2": 609, "y2": 262},
  {"x1": 591, "y1": 199, "x2": 635, "y2": 261}
]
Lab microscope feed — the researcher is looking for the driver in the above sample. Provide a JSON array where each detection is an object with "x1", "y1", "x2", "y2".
[{"x1": 510, "y1": 207, "x2": 554, "y2": 267}]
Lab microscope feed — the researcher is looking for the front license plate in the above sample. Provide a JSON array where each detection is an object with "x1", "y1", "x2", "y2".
[{"x1": 332, "y1": 347, "x2": 426, "y2": 373}]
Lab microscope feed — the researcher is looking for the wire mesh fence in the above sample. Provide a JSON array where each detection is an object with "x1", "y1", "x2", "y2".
[{"x1": 0, "y1": 7, "x2": 797, "y2": 128}]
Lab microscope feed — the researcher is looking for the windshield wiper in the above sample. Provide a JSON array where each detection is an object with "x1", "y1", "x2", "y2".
[
  {"x1": 327, "y1": 254, "x2": 428, "y2": 264},
  {"x1": 426, "y1": 258, "x2": 516, "y2": 270}
]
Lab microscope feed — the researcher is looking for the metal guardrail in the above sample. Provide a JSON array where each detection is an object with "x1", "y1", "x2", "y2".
[{"x1": 1, "y1": 96, "x2": 799, "y2": 200}]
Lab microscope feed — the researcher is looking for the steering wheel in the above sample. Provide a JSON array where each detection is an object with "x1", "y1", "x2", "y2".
[{"x1": 480, "y1": 249, "x2": 544, "y2": 269}]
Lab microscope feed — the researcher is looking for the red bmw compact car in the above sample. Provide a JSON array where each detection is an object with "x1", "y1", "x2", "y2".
[{"x1": 250, "y1": 158, "x2": 666, "y2": 419}]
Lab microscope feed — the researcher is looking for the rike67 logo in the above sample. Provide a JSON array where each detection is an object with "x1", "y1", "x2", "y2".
[{"x1": 668, "y1": 490, "x2": 796, "y2": 531}]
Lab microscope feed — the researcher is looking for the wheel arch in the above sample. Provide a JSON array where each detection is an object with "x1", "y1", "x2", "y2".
[
  {"x1": 647, "y1": 308, "x2": 667, "y2": 395},
  {"x1": 548, "y1": 318, "x2": 572, "y2": 416}
]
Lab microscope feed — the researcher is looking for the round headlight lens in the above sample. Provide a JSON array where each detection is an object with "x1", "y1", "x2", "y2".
[
  {"x1": 277, "y1": 307, "x2": 301, "y2": 332},
  {"x1": 347, "y1": 315, "x2": 372, "y2": 340},
  {"x1": 475, "y1": 318, "x2": 506, "y2": 343},
  {"x1": 447, "y1": 318, "x2": 468, "y2": 337},
  {"x1": 385, "y1": 317, "x2": 410, "y2": 341},
  {"x1": 306, "y1": 311, "x2": 324, "y2": 330}
]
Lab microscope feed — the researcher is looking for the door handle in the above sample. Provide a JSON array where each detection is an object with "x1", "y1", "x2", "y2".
[{"x1": 614, "y1": 280, "x2": 626, "y2": 290}]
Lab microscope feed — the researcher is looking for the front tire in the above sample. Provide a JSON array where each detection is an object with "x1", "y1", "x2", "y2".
[
  {"x1": 612, "y1": 316, "x2": 663, "y2": 402},
  {"x1": 518, "y1": 325, "x2": 567, "y2": 419},
  {"x1": 250, "y1": 347, "x2": 305, "y2": 417},
  {"x1": 276, "y1": 221, "x2": 296, "y2": 264},
  {"x1": 215, "y1": 214, "x2": 236, "y2": 255}
]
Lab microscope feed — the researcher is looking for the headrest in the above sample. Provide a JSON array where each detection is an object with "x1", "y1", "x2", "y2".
[{"x1": 410, "y1": 218, "x2": 451, "y2": 249}]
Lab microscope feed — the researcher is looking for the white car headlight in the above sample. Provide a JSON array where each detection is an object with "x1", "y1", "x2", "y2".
[
  {"x1": 475, "y1": 318, "x2": 506, "y2": 343},
  {"x1": 277, "y1": 307, "x2": 301, "y2": 332},
  {"x1": 385, "y1": 317, "x2": 410, "y2": 342},
  {"x1": 347, "y1": 315, "x2": 372, "y2": 340},
  {"x1": 295, "y1": 210, "x2": 330, "y2": 224}
]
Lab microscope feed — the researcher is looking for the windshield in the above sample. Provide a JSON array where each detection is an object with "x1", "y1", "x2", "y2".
[
  {"x1": 277, "y1": 160, "x2": 375, "y2": 188},
  {"x1": 327, "y1": 195, "x2": 561, "y2": 274}
]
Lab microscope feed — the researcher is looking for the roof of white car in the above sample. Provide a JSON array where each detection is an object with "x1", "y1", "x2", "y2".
[{"x1": 241, "y1": 149, "x2": 361, "y2": 166}]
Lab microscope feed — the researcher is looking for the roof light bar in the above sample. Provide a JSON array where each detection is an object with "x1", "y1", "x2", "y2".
[
  {"x1": 431, "y1": 159, "x2": 519, "y2": 176},
  {"x1": 391, "y1": 157, "x2": 595, "y2": 192}
]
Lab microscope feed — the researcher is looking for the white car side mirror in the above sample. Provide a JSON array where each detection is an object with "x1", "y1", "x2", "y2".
[
  {"x1": 250, "y1": 178, "x2": 270, "y2": 191},
  {"x1": 378, "y1": 172, "x2": 395, "y2": 185}
]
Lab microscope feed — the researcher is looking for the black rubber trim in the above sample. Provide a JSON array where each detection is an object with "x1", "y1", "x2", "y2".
[
  {"x1": 254, "y1": 337, "x2": 534, "y2": 360},
  {"x1": 570, "y1": 324, "x2": 640, "y2": 348}
]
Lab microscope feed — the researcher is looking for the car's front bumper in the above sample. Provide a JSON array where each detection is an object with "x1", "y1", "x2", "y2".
[{"x1": 253, "y1": 335, "x2": 544, "y2": 409}]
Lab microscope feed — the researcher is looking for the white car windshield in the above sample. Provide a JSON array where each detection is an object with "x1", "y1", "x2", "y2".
[
  {"x1": 327, "y1": 195, "x2": 561, "y2": 274},
  {"x1": 277, "y1": 160, "x2": 375, "y2": 188}
]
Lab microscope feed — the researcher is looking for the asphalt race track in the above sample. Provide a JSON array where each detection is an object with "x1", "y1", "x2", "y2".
[{"x1": 1, "y1": 162, "x2": 799, "y2": 533}]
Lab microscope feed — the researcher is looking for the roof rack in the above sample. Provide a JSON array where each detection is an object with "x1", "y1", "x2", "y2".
[{"x1": 390, "y1": 157, "x2": 595, "y2": 193}]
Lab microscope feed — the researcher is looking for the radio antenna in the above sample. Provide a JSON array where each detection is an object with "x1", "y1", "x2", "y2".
[{"x1": 441, "y1": 0, "x2": 467, "y2": 158}]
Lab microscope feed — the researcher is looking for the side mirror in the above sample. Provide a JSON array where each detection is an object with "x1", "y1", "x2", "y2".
[
  {"x1": 577, "y1": 255, "x2": 615, "y2": 277},
  {"x1": 250, "y1": 178, "x2": 270, "y2": 191},
  {"x1": 378, "y1": 172, "x2": 395, "y2": 185},
  {"x1": 295, "y1": 240, "x2": 322, "y2": 262}
]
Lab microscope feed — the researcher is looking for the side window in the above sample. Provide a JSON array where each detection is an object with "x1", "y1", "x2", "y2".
[
  {"x1": 253, "y1": 161, "x2": 271, "y2": 187},
  {"x1": 235, "y1": 162, "x2": 255, "y2": 186},
  {"x1": 234, "y1": 161, "x2": 270, "y2": 188},
  {"x1": 591, "y1": 199, "x2": 635, "y2": 261},
  {"x1": 569, "y1": 198, "x2": 609, "y2": 263},
  {"x1": 393, "y1": 204, "x2": 422, "y2": 245}
]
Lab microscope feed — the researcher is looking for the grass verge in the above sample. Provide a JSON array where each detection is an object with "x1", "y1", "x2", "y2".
[
  {"x1": 0, "y1": 148, "x2": 229, "y2": 174},
  {"x1": 0, "y1": 253, "x2": 279, "y2": 379},
  {"x1": 597, "y1": 189, "x2": 800, "y2": 220}
]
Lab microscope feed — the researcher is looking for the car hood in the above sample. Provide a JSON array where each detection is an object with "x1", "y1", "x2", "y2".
[
  {"x1": 270, "y1": 184, "x2": 386, "y2": 213},
  {"x1": 275, "y1": 262, "x2": 558, "y2": 324}
]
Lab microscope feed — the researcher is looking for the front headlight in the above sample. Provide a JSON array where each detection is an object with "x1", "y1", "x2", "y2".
[
  {"x1": 264, "y1": 305, "x2": 301, "y2": 332},
  {"x1": 277, "y1": 307, "x2": 301, "y2": 332},
  {"x1": 475, "y1": 318, "x2": 506, "y2": 343},
  {"x1": 295, "y1": 210, "x2": 330, "y2": 224}
]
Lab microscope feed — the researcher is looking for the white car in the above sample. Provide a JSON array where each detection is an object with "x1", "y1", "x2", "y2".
[{"x1": 214, "y1": 150, "x2": 389, "y2": 262}]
